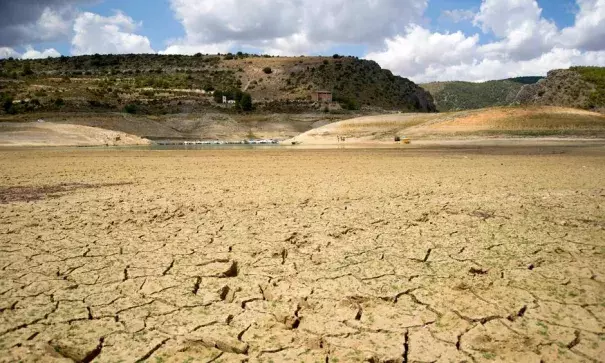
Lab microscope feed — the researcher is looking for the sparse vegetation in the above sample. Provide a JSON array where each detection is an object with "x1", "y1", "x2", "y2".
[
  {"x1": 0, "y1": 53, "x2": 435, "y2": 114},
  {"x1": 421, "y1": 77, "x2": 543, "y2": 111},
  {"x1": 573, "y1": 66, "x2": 605, "y2": 109}
]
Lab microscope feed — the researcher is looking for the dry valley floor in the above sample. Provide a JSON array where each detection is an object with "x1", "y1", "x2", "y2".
[{"x1": 0, "y1": 146, "x2": 604, "y2": 362}]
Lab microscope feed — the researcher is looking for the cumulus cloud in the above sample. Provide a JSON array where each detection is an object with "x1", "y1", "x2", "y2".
[
  {"x1": 0, "y1": 47, "x2": 21, "y2": 59},
  {"x1": 21, "y1": 47, "x2": 61, "y2": 59},
  {"x1": 0, "y1": 46, "x2": 61, "y2": 59},
  {"x1": 71, "y1": 11, "x2": 155, "y2": 55},
  {"x1": 561, "y1": 0, "x2": 605, "y2": 51},
  {"x1": 0, "y1": 0, "x2": 88, "y2": 47},
  {"x1": 165, "y1": 0, "x2": 428, "y2": 54},
  {"x1": 366, "y1": 0, "x2": 605, "y2": 82}
]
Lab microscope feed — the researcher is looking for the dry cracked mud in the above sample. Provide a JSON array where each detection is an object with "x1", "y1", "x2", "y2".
[{"x1": 0, "y1": 146, "x2": 604, "y2": 363}]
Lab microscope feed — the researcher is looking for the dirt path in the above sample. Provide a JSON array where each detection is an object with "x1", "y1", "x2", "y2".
[{"x1": 0, "y1": 148, "x2": 604, "y2": 362}]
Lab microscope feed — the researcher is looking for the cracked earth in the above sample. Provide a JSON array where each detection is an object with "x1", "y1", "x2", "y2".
[{"x1": 0, "y1": 147, "x2": 604, "y2": 363}]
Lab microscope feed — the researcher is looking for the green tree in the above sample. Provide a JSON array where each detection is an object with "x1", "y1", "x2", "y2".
[
  {"x1": 21, "y1": 64, "x2": 34, "y2": 76},
  {"x1": 54, "y1": 98, "x2": 65, "y2": 107},
  {"x1": 123, "y1": 104, "x2": 137, "y2": 114},
  {"x1": 1, "y1": 93, "x2": 15, "y2": 114},
  {"x1": 238, "y1": 92, "x2": 253, "y2": 111},
  {"x1": 213, "y1": 90, "x2": 224, "y2": 103}
]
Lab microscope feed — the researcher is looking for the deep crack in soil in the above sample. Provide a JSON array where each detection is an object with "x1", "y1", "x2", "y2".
[{"x1": 0, "y1": 147, "x2": 603, "y2": 362}]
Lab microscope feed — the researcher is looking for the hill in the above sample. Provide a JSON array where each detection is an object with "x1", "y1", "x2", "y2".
[
  {"x1": 0, "y1": 54, "x2": 435, "y2": 115},
  {"x1": 286, "y1": 106, "x2": 605, "y2": 144},
  {"x1": 421, "y1": 77, "x2": 543, "y2": 112},
  {"x1": 514, "y1": 67, "x2": 605, "y2": 110}
]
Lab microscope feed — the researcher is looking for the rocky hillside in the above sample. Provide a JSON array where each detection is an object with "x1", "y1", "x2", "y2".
[
  {"x1": 0, "y1": 54, "x2": 435, "y2": 115},
  {"x1": 422, "y1": 67, "x2": 605, "y2": 113},
  {"x1": 514, "y1": 67, "x2": 605, "y2": 111},
  {"x1": 421, "y1": 77, "x2": 542, "y2": 112}
]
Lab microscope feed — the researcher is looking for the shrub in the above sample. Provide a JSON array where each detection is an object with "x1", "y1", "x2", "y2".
[
  {"x1": 338, "y1": 97, "x2": 360, "y2": 110},
  {"x1": 1, "y1": 93, "x2": 14, "y2": 114},
  {"x1": 333, "y1": 54, "x2": 341, "y2": 59},
  {"x1": 237, "y1": 92, "x2": 253, "y2": 111},
  {"x1": 54, "y1": 98, "x2": 65, "y2": 107},
  {"x1": 123, "y1": 104, "x2": 138, "y2": 114},
  {"x1": 263, "y1": 67, "x2": 272, "y2": 74},
  {"x1": 21, "y1": 64, "x2": 34, "y2": 76},
  {"x1": 213, "y1": 90, "x2": 224, "y2": 103}
]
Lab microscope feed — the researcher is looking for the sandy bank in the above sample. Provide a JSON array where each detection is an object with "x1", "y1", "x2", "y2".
[{"x1": 0, "y1": 122, "x2": 151, "y2": 147}]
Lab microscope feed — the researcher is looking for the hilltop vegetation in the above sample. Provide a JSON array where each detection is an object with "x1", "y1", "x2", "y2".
[
  {"x1": 423, "y1": 67, "x2": 605, "y2": 113},
  {"x1": 421, "y1": 77, "x2": 543, "y2": 112},
  {"x1": 515, "y1": 67, "x2": 605, "y2": 111},
  {"x1": 0, "y1": 53, "x2": 435, "y2": 115}
]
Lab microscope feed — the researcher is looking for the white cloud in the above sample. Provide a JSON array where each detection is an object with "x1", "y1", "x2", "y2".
[
  {"x1": 473, "y1": 0, "x2": 558, "y2": 61},
  {"x1": 441, "y1": 9, "x2": 476, "y2": 23},
  {"x1": 21, "y1": 46, "x2": 61, "y2": 59},
  {"x1": 367, "y1": 26, "x2": 480, "y2": 79},
  {"x1": 71, "y1": 11, "x2": 154, "y2": 55},
  {"x1": 160, "y1": 42, "x2": 233, "y2": 55},
  {"x1": 164, "y1": 0, "x2": 428, "y2": 55},
  {"x1": 0, "y1": 47, "x2": 20, "y2": 59},
  {"x1": 561, "y1": 0, "x2": 605, "y2": 51},
  {"x1": 0, "y1": 1, "x2": 87, "y2": 47},
  {"x1": 0, "y1": 46, "x2": 61, "y2": 59},
  {"x1": 366, "y1": 0, "x2": 605, "y2": 82}
]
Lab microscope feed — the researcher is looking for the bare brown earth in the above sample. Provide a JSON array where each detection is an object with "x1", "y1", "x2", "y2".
[
  {"x1": 286, "y1": 107, "x2": 605, "y2": 145},
  {"x1": 0, "y1": 147, "x2": 604, "y2": 362},
  {"x1": 0, "y1": 122, "x2": 150, "y2": 147}
]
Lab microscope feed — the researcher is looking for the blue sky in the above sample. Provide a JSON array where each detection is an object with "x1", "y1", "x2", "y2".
[
  {"x1": 1, "y1": 0, "x2": 604, "y2": 82},
  {"x1": 74, "y1": 0, "x2": 581, "y2": 57}
]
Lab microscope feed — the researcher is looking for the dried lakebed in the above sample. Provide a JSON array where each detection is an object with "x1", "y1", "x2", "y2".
[{"x1": 0, "y1": 147, "x2": 604, "y2": 362}]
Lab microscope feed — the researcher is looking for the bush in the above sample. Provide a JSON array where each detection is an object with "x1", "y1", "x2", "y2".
[
  {"x1": 237, "y1": 92, "x2": 253, "y2": 111},
  {"x1": 333, "y1": 54, "x2": 341, "y2": 59},
  {"x1": 338, "y1": 97, "x2": 360, "y2": 110},
  {"x1": 1, "y1": 93, "x2": 14, "y2": 114},
  {"x1": 263, "y1": 67, "x2": 272, "y2": 74},
  {"x1": 21, "y1": 64, "x2": 34, "y2": 76},
  {"x1": 123, "y1": 104, "x2": 138, "y2": 114},
  {"x1": 54, "y1": 98, "x2": 65, "y2": 107},
  {"x1": 213, "y1": 90, "x2": 224, "y2": 103}
]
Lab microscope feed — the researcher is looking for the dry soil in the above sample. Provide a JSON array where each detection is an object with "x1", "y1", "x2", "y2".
[
  {"x1": 0, "y1": 122, "x2": 150, "y2": 147},
  {"x1": 0, "y1": 146, "x2": 604, "y2": 363}
]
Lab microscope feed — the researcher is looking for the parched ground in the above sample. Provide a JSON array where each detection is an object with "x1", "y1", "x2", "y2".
[
  {"x1": 286, "y1": 107, "x2": 605, "y2": 145},
  {"x1": 0, "y1": 122, "x2": 150, "y2": 147},
  {"x1": 0, "y1": 146, "x2": 604, "y2": 362}
]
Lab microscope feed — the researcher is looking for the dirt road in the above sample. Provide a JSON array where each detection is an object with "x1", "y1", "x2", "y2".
[{"x1": 0, "y1": 146, "x2": 604, "y2": 362}]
